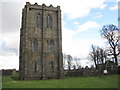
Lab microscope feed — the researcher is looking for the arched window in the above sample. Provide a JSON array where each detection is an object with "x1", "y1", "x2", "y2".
[
  {"x1": 32, "y1": 61, "x2": 37, "y2": 72},
  {"x1": 49, "y1": 61, "x2": 54, "y2": 72},
  {"x1": 48, "y1": 40, "x2": 54, "y2": 52},
  {"x1": 50, "y1": 40, "x2": 54, "y2": 48},
  {"x1": 36, "y1": 14, "x2": 41, "y2": 28},
  {"x1": 34, "y1": 61, "x2": 37, "y2": 72},
  {"x1": 32, "y1": 40, "x2": 38, "y2": 52},
  {"x1": 46, "y1": 14, "x2": 52, "y2": 28}
]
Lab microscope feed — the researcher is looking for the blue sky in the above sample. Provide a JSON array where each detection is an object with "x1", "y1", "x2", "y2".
[
  {"x1": 62, "y1": 1, "x2": 118, "y2": 56},
  {"x1": 62, "y1": 1, "x2": 118, "y2": 67},
  {"x1": 64, "y1": 2, "x2": 118, "y2": 37},
  {"x1": 0, "y1": 0, "x2": 119, "y2": 69}
]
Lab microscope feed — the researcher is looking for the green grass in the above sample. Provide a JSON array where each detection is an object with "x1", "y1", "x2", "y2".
[{"x1": 2, "y1": 74, "x2": 119, "y2": 88}]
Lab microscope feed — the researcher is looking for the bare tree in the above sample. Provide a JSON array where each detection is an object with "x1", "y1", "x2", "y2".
[
  {"x1": 74, "y1": 57, "x2": 81, "y2": 69},
  {"x1": 67, "y1": 55, "x2": 72, "y2": 70},
  {"x1": 63, "y1": 53, "x2": 67, "y2": 69},
  {"x1": 99, "y1": 48, "x2": 107, "y2": 64},
  {"x1": 100, "y1": 24, "x2": 120, "y2": 65},
  {"x1": 89, "y1": 45, "x2": 98, "y2": 69},
  {"x1": 89, "y1": 45, "x2": 107, "y2": 69},
  {"x1": 73, "y1": 65, "x2": 76, "y2": 70}
]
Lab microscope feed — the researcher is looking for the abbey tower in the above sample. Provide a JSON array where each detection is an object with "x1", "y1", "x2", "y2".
[{"x1": 19, "y1": 2, "x2": 64, "y2": 80}]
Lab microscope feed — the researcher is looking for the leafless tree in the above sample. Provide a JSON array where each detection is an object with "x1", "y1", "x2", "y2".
[
  {"x1": 63, "y1": 53, "x2": 67, "y2": 69},
  {"x1": 67, "y1": 55, "x2": 72, "y2": 70},
  {"x1": 100, "y1": 24, "x2": 120, "y2": 65},
  {"x1": 89, "y1": 45, "x2": 107, "y2": 69},
  {"x1": 73, "y1": 65, "x2": 76, "y2": 70},
  {"x1": 89, "y1": 45, "x2": 98, "y2": 69},
  {"x1": 74, "y1": 57, "x2": 81, "y2": 69},
  {"x1": 98, "y1": 47, "x2": 107, "y2": 64}
]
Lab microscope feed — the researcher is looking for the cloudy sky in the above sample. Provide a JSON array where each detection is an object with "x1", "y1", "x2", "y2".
[{"x1": 0, "y1": 0, "x2": 119, "y2": 70}]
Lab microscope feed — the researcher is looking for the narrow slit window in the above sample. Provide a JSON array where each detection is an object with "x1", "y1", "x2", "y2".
[
  {"x1": 49, "y1": 61, "x2": 54, "y2": 72},
  {"x1": 34, "y1": 62, "x2": 37, "y2": 72},
  {"x1": 36, "y1": 14, "x2": 41, "y2": 28},
  {"x1": 46, "y1": 14, "x2": 52, "y2": 28},
  {"x1": 32, "y1": 40, "x2": 38, "y2": 52},
  {"x1": 48, "y1": 40, "x2": 54, "y2": 52},
  {"x1": 32, "y1": 61, "x2": 37, "y2": 72},
  {"x1": 51, "y1": 61, "x2": 54, "y2": 72}
]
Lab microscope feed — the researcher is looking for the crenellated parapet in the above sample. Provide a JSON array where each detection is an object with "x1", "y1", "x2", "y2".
[{"x1": 24, "y1": 2, "x2": 61, "y2": 12}]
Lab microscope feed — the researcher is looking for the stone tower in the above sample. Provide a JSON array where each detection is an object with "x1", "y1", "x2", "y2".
[{"x1": 19, "y1": 2, "x2": 64, "y2": 80}]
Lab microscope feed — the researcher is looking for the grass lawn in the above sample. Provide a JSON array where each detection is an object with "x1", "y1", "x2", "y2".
[{"x1": 2, "y1": 74, "x2": 119, "y2": 88}]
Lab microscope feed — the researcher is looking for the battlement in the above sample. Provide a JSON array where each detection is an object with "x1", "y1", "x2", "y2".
[{"x1": 24, "y1": 2, "x2": 60, "y2": 11}]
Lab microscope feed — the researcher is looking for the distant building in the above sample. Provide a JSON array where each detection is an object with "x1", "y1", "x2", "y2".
[
  {"x1": 19, "y1": 2, "x2": 64, "y2": 80},
  {"x1": 2, "y1": 69, "x2": 16, "y2": 75},
  {"x1": 105, "y1": 61, "x2": 117, "y2": 74},
  {"x1": 97, "y1": 61, "x2": 117, "y2": 74}
]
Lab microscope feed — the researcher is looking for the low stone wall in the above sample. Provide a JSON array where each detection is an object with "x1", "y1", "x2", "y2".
[
  {"x1": 65, "y1": 66, "x2": 119, "y2": 77},
  {"x1": 65, "y1": 69, "x2": 83, "y2": 76},
  {"x1": 83, "y1": 66, "x2": 97, "y2": 76},
  {"x1": 2, "y1": 69, "x2": 16, "y2": 75}
]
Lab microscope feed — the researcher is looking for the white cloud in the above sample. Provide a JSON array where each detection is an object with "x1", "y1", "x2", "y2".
[
  {"x1": 0, "y1": 55, "x2": 19, "y2": 70},
  {"x1": 73, "y1": 21, "x2": 80, "y2": 25},
  {"x1": 62, "y1": 30, "x2": 106, "y2": 57},
  {"x1": 76, "y1": 21, "x2": 100, "y2": 32},
  {"x1": 1, "y1": 0, "x2": 106, "y2": 19},
  {"x1": 109, "y1": 5, "x2": 118, "y2": 10},
  {"x1": 80, "y1": 59, "x2": 93, "y2": 68},
  {"x1": 0, "y1": 32, "x2": 19, "y2": 70},
  {"x1": 0, "y1": 1, "x2": 107, "y2": 69},
  {"x1": 99, "y1": 4, "x2": 107, "y2": 10},
  {"x1": 1, "y1": 32, "x2": 20, "y2": 51},
  {"x1": 62, "y1": 28, "x2": 106, "y2": 67},
  {"x1": 60, "y1": 0, "x2": 106, "y2": 19},
  {"x1": 92, "y1": 14, "x2": 103, "y2": 19},
  {"x1": 62, "y1": 20, "x2": 103, "y2": 59}
]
